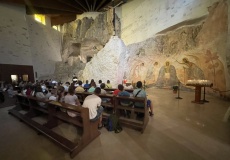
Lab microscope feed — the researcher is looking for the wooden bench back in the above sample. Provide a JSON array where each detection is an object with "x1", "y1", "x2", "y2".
[
  {"x1": 104, "y1": 88, "x2": 134, "y2": 93},
  {"x1": 114, "y1": 96, "x2": 149, "y2": 133}
]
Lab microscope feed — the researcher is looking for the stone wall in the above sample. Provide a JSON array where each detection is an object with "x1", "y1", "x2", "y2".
[
  {"x1": 0, "y1": 2, "x2": 62, "y2": 81},
  {"x1": 0, "y1": 3, "x2": 32, "y2": 65},
  {"x1": 26, "y1": 16, "x2": 62, "y2": 79}
]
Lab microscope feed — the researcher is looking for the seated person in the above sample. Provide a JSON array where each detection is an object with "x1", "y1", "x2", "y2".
[
  {"x1": 35, "y1": 85, "x2": 46, "y2": 107},
  {"x1": 88, "y1": 82, "x2": 96, "y2": 93},
  {"x1": 100, "y1": 83, "x2": 107, "y2": 94},
  {"x1": 75, "y1": 81, "x2": 85, "y2": 92},
  {"x1": 100, "y1": 83, "x2": 110, "y2": 103},
  {"x1": 118, "y1": 85, "x2": 132, "y2": 106},
  {"x1": 83, "y1": 80, "x2": 90, "y2": 89},
  {"x1": 64, "y1": 87, "x2": 81, "y2": 117},
  {"x1": 106, "y1": 80, "x2": 112, "y2": 88},
  {"x1": 113, "y1": 84, "x2": 123, "y2": 96},
  {"x1": 133, "y1": 81, "x2": 154, "y2": 116},
  {"x1": 44, "y1": 89, "x2": 52, "y2": 99},
  {"x1": 7, "y1": 84, "x2": 17, "y2": 97},
  {"x1": 97, "y1": 80, "x2": 102, "y2": 88},
  {"x1": 63, "y1": 82, "x2": 70, "y2": 92},
  {"x1": 25, "y1": 85, "x2": 32, "y2": 96},
  {"x1": 57, "y1": 86, "x2": 65, "y2": 102},
  {"x1": 83, "y1": 87, "x2": 104, "y2": 129},
  {"x1": 49, "y1": 89, "x2": 57, "y2": 101}
]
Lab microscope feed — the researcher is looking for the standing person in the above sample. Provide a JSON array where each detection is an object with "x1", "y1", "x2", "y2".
[
  {"x1": 82, "y1": 87, "x2": 104, "y2": 129},
  {"x1": 64, "y1": 87, "x2": 81, "y2": 117},
  {"x1": 106, "y1": 80, "x2": 112, "y2": 88},
  {"x1": 133, "y1": 81, "x2": 154, "y2": 116}
]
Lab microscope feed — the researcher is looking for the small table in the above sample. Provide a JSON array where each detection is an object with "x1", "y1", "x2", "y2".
[{"x1": 186, "y1": 84, "x2": 212, "y2": 104}]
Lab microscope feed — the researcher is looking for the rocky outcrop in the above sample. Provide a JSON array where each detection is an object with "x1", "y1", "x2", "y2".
[
  {"x1": 82, "y1": 36, "x2": 126, "y2": 86},
  {"x1": 61, "y1": 10, "x2": 120, "y2": 64}
]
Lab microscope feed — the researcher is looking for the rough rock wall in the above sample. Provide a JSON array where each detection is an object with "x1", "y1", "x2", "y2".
[
  {"x1": 82, "y1": 36, "x2": 126, "y2": 86},
  {"x1": 53, "y1": 10, "x2": 120, "y2": 82},
  {"x1": 60, "y1": 9, "x2": 120, "y2": 64}
]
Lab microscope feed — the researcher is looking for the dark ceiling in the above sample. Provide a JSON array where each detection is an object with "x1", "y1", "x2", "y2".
[{"x1": 1, "y1": 0, "x2": 127, "y2": 25}]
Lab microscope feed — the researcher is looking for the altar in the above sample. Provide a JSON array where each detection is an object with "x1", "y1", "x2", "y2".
[{"x1": 186, "y1": 80, "x2": 213, "y2": 104}]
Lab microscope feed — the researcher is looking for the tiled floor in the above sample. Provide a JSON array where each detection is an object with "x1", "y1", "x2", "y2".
[{"x1": 0, "y1": 88, "x2": 230, "y2": 160}]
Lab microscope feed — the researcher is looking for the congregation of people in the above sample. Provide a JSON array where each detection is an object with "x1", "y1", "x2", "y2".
[{"x1": 3, "y1": 78, "x2": 154, "y2": 129}]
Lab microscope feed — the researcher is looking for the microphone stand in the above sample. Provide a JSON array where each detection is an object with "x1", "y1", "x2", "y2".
[{"x1": 176, "y1": 81, "x2": 183, "y2": 99}]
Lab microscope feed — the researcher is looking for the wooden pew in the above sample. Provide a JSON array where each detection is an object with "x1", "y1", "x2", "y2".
[
  {"x1": 14, "y1": 94, "x2": 30, "y2": 111},
  {"x1": 46, "y1": 101, "x2": 100, "y2": 158},
  {"x1": 9, "y1": 95, "x2": 100, "y2": 158},
  {"x1": 25, "y1": 95, "x2": 50, "y2": 118},
  {"x1": 114, "y1": 96, "x2": 149, "y2": 133}
]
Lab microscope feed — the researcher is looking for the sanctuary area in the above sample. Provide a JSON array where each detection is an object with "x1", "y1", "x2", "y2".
[{"x1": 0, "y1": 0, "x2": 230, "y2": 160}]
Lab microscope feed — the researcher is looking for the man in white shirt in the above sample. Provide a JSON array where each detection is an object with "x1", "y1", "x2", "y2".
[{"x1": 82, "y1": 87, "x2": 103, "y2": 129}]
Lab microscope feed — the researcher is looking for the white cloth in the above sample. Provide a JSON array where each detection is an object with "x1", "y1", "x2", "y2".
[{"x1": 83, "y1": 94, "x2": 101, "y2": 119}]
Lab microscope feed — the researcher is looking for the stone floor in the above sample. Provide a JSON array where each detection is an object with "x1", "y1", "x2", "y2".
[{"x1": 0, "y1": 88, "x2": 230, "y2": 160}]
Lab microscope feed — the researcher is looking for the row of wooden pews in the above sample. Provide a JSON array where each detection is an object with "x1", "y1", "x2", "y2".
[
  {"x1": 75, "y1": 90, "x2": 149, "y2": 133},
  {"x1": 9, "y1": 90, "x2": 150, "y2": 158},
  {"x1": 8, "y1": 94, "x2": 100, "y2": 159}
]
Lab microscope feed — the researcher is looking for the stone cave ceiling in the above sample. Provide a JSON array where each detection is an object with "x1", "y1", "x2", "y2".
[{"x1": 1, "y1": 0, "x2": 127, "y2": 25}]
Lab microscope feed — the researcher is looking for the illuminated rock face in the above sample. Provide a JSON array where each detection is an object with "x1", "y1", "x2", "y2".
[{"x1": 82, "y1": 36, "x2": 127, "y2": 87}]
